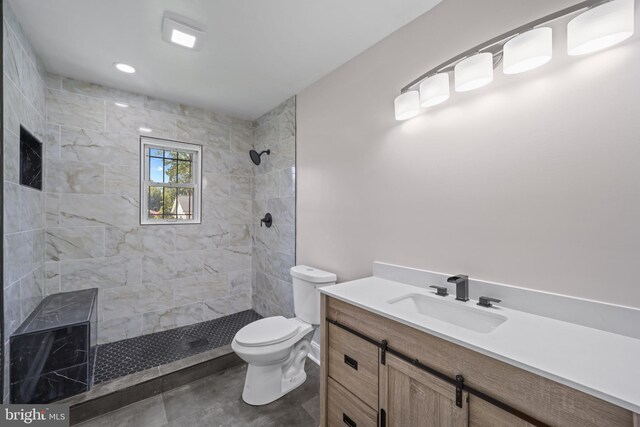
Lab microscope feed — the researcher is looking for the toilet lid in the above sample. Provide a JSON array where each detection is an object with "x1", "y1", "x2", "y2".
[{"x1": 235, "y1": 316, "x2": 300, "y2": 347}]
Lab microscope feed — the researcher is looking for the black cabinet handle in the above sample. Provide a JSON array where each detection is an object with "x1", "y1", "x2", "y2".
[
  {"x1": 343, "y1": 413, "x2": 357, "y2": 427},
  {"x1": 344, "y1": 354, "x2": 358, "y2": 370}
]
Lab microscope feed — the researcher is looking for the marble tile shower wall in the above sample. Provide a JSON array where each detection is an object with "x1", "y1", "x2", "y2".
[
  {"x1": 3, "y1": 2, "x2": 48, "y2": 401},
  {"x1": 252, "y1": 97, "x2": 296, "y2": 318},
  {"x1": 43, "y1": 76, "x2": 255, "y2": 345}
]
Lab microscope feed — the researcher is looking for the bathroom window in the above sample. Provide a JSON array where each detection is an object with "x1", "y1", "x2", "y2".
[{"x1": 140, "y1": 137, "x2": 202, "y2": 224}]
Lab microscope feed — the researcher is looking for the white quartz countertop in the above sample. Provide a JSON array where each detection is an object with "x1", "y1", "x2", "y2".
[{"x1": 321, "y1": 277, "x2": 640, "y2": 413}]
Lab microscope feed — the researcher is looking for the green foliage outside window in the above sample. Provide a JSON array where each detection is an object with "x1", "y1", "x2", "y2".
[{"x1": 148, "y1": 149, "x2": 194, "y2": 220}]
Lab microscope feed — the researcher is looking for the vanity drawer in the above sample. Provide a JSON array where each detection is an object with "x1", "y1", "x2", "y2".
[
  {"x1": 327, "y1": 377, "x2": 378, "y2": 427},
  {"x1": 328, "y1": 323, "x2": 378, "y2": 409}
]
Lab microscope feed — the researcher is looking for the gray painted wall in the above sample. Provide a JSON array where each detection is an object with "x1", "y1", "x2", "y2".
[{"x1": 297, "y1": 0, "x2": 640, "y2": 307}]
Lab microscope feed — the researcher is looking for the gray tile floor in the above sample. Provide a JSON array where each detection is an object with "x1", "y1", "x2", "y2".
[{"x1": 77, "y1": 362, "x2": 320, "y2": 427}]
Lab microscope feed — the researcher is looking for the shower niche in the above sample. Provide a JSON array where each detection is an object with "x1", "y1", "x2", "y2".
[{"x1": 19, "y1": 125, "x2": 43, "y2": 190}]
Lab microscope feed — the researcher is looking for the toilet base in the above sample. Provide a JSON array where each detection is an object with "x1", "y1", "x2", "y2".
[
  {"x1": 241, "y1": 365, "x2": 307, "y2": 406},
  {"x1": 241, "y1": 339, "x2": 310, "y2": 406}
]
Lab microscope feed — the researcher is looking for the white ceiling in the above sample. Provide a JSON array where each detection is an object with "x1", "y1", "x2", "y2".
[{"x1": 10, "y1": 0, "x2": 441, "y2": 119}]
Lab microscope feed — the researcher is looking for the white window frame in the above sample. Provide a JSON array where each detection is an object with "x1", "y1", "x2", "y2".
[{"x1": 140, "y1": 136, "x2": 202, "y2": 225}]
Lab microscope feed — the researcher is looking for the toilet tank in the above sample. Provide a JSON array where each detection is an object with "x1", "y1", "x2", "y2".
[{"x1": 290, "y1": 265, "x2": 337, "y2": 325}]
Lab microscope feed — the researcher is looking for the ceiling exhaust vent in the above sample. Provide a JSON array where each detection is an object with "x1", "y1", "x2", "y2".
[{"x1": 161, "y1": 12, "x2": 207, "y2": 51}]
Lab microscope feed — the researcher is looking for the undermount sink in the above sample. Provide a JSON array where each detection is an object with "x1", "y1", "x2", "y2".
[{"x1": 387, "y1": 293, "x2": 507, "y2": 334}]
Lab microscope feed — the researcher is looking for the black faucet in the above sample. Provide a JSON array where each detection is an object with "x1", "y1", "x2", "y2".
[
  {"x1": 429, "y1": 285, "x2": 448, "y2": 297},
  {"x1": 447, "y1": 275, "x2": 469, "y2": 302},
  {"x1": 477, "y1": 296, "x2": 501, "y2": 308}
]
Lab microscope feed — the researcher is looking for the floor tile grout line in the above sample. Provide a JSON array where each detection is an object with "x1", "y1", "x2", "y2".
[{"x1": 159, "y1": 393, "x2": 170, "y2": 426}]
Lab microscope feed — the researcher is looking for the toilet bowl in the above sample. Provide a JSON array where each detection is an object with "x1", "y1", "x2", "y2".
[{"x1": 232, "y1": 265, "x2": 336, "y2": 405}]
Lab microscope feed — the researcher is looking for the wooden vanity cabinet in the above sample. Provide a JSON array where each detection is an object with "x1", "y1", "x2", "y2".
[
  {"x1": 323, "y1": 321, "x2": 380, "y2": 427},
  {"x1": 380, "y1": 353, "x2": 469, "y2": 426},
  {"x1": 320, "y1": 294, "x2": 637, "y2": 427},
  {"x1": 327, "y1": 322, "x2": 379, "y2": 409},
  {"x1": 327, "y1": 377, "x2": 378, "y2": 427}
]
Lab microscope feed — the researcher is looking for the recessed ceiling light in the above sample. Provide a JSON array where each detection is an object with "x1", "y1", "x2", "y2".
[
  {"x1": 161, "y1": 12, "x2": 206, "y2": 51},
  {"x1": 114, "y1": 63, "x2": 136, "y2": 73},
  {"x1": 114, "y1": 102, "x2": 129, "y2": 108},
  {"x1": 171, "y1": 29, "x2": 197, "y2": 48},
  {"x1": 139, "y1": 127, "x2": 152, "y2": 133}
]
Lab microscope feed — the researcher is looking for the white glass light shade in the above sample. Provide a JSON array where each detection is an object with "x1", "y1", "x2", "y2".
[
  {"x1": 394, "y1": 91, "x2": 420, "y2": 121},
  {"x1": 503, "y1": 27, "x2": 553, "y2": 74},
  {"x1": 454, "y1": 52, "x2": 494, "y2": 92},
  {"x1": 419, "y1": 74, "x2": 450, "y2": 107},
  {"x1": 567, "y1": 0, "x2": 634, "y2": 56}
]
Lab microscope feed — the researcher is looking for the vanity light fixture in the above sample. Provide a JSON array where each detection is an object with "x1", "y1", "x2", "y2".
[
  {"x1": 114, "y1": 63, "x2": 136, "y2": 74},
  {"x1": 503, "y1": 27, "x2": 553, "y2": 74},
  {"x1": 139, "y1": 127, "x2": 152, "y2": 133},
  {"x1": 568, "y1": 0, "x2": 635, "y2": 55},
  {"x1": 394, "y1": 0, "x2": 634, "y2": 121},
  {"x1": 114, "y1": 102, "x2": 129, "y2": 108},
  {"x1": 419, "y1": 74, "x2": 450, "y2": 107},
  {"x1": 454, "y1": 52, "x2": 494, "y2": 92},
  {"x1": 162, "y1": 12, "x2": 207, "y2": 51}
]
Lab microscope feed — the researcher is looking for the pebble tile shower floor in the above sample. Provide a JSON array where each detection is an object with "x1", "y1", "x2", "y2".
[{"x1": 93, "y1": 310, "x2": 262, "y2": 384}]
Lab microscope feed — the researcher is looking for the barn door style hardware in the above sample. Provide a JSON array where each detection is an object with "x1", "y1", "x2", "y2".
[
  {"x1": 379, "y1": 408, "x2": 386, "y2": 427},
  {"x1": 326, "y1": 318, "x2": 551, "y2": 427},
  {"x1": 380, "y1": 340, "x2": 388, "y2": 365},
  {"x1": 455, "y1": 375, "x2": 464, "y2": 408}
]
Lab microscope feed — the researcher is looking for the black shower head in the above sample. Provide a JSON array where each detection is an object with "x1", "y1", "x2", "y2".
[{"x1": 249, "y1": 149, "x2": 270, "y2": 165}]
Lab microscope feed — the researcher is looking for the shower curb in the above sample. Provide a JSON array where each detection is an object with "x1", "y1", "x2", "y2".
[{"x1": 67, "y1": 349, "x2": 243, "y2": 425}]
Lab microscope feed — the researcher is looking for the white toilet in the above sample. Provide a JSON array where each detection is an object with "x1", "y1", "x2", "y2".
[{"x1": 231, "y1": 265, "x2": 336, "y2": 405}]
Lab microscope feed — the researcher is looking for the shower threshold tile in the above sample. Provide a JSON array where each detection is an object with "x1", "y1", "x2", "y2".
[
  {"x1": 93, "y1": 310, "x2": 261, "y2": 385},
  {"x1": 75, "y1": 395, "x2": 168, "y2": 427},
  {"x1": 60, "y1": 346, "x2": 240, "y2": 408}
]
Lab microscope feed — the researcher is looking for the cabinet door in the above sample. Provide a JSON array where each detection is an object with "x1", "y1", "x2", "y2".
[{"x1": 380, "y1": 354, "x2": 468, "y2": 427}]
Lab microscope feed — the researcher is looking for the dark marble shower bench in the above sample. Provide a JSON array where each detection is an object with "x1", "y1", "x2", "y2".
[{"x1": 10, "y1": 288, "x2": 98, "y2": 404}]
